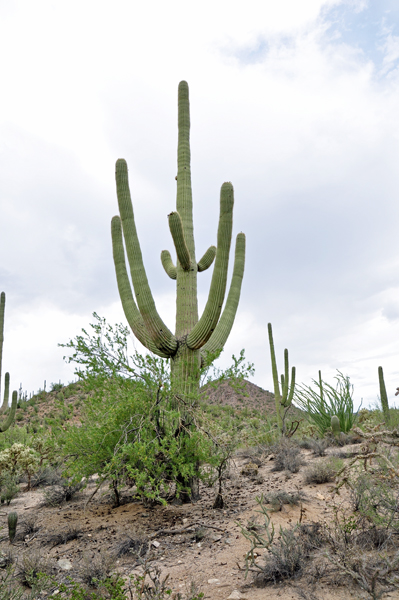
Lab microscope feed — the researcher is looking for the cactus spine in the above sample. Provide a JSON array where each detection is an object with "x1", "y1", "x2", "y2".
[
  {"x1": 267, "y1": 323, "x2": 296, "y2": 434},
  {"x1": 378, "y1": 366, "x2": 390, "y2": 426},
  {"x1": 7, "y1": 511, "x2": 18, "y2": 543},
  {"x1": 331, "y1": 415, "x2": 341, "y2": 438},
  {"x1": 0, "y1": 293, "x2": 17, "y2": 431},
  {"x1": 111, "y1": 82, "x2": 245, "y2": 400}
]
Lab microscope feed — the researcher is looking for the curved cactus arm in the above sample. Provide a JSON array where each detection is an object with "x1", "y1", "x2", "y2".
[
  {"x1": 160, "y1": 250, "x2": 177, "y2": 280},
  {"x1": 187, "y1": 182, "x2": 234, "y2": 350},
  {"x1": 378, "y1": 366, "x2": 390, "y2": 425},
  {"x1": 197, "y1": 246, "x2": 216, "y2": 272},
  {"x1": 111, "y1": 216, "x2": 170, "y2": 358},
  {"x1": 0, "y1": 292, "x2": 4, "y2": 400},
  {"x1": 115, "y1": 159, "x2": 177, "y2": 356},
  {"x1": 268, "y1": 323, "x2": 282, "y2": 428},
  {"x1": 0, "y1": 372, "x2": 9, "y2": 414},
  {"x1": 282, "y1": 349, "x2": 289, "y2": 404},
  {"x1": 286, "y1": 366, "x2": 296, "y2": 407},
  {"x1": 201, "y1": 233, "x2": 245, "y2": 361},
  {"x1": 168, "y1": 211, "x2": 191, "y2": 270},
  {"x1": 0, "y1": 390, "x2": 17, "y2": 432}
]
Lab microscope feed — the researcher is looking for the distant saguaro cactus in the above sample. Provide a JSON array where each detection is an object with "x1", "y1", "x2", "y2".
[
  {"x1": 378, "y1": 366, "x2": 390, "y2": 426},
  {"x1": 111, "y1": 82, "x2": 245, "y2": 400},
  {"x1": 267, "y1": 323, "x2": 296, "y2": 435},
  {"x1": 0, "y1": 293, "x2": 17, "y2": 431}
]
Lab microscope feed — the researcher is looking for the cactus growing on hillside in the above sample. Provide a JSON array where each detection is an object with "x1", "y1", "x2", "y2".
[
  {"x1": 267, "y1": 323, "x2": 296, "y2": 434},
  {"x1": 378, "y1": 366, "x2": 390, "y2": 426},
  {"x1": 0, "y1": 293, "x2": 17, "y2": 430},
  {"x1": 111, "y1": 82, "x2": 245, "y2": 400}
]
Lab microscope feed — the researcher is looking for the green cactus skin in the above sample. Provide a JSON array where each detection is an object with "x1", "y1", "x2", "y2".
[
  {"x1": 7, "y1": 511, "x2": 18, "y2": 543},
  {"x1": 331, "y1": 415, "x2": 341, "y2": 438},
  {"x1": 0, "y1": 293, "x2": 17, "y2": 431},
  {"x1": 111, "y1": 81, "x2": 246, "y2": 398},
  {"x1": 378, "y1": 366, "x2": 390, "y2": 426},
  {"x1": 268, "y1": 323, "x2": 296, "y2": 432}
]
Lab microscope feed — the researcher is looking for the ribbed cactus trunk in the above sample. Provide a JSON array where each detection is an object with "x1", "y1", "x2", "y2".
[
  {"x1": 111, "y1": 82, "x2": 245, "y2": 404},
  {"x1": 0, "y1": 293, "x2": 17, "y2": 431},
  {"x1": 378, "y1": 366, "x2": 390, "y2": 426}
]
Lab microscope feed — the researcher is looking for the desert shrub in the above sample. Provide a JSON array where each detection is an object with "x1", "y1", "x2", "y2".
[
  {"x1": 0, "y1": 473, "x2": 20, "y2": 505},
  {"x1": 43, "y1": 526, "x2": 82, "y2": 548},
  {"x1": 79, "y1": 552, "x2": 115, "y2": 588},
  {"x1": 43, "y1": 480, "x2": 83, "y2": 506},
  {"x1": 271, "y1": 439, "x2": 304, "y2": 473},
  {"x1": 263, "y1": 490, "x2": 306, "y2": 511},
  {"x1": 115, "y1": 533, "x2": 148, "y2": 558},
  {"x1": 349, "y1": 472, "x2": 399, "y2": 532},
  {"x1": 30, "y1": 465, "x2": 63, "y2": 488},
  {"x1": 254, "y1": 525, "x2": 305, "y2": 585},
  {"x1": 294, "y1": 371, "x2": 357, "y2": 436},
  {"x1": 0, "y1": 444, "x2": 40, "y2": 490},
  {"x1": 308, "y1": 438, "x2": 330, "y2": 456},
  {"x1": 15, "y1": 516, "x2": 39, "y2": 541},
  {"x1": 303, "y1": 458, "x2": 342, "y2": 484},
  {"x1": 16, "y1": 551, "x2": 52, "y2": 588}
]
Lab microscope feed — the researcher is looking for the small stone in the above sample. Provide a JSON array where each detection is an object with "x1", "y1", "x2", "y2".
[
  {"x1": 208, "y1": 578, "x2": 220, "y2": 585},
  {"x1": 152, "y1": 540, "x2": 160, "y2": 548},
  {"x1": 227, "y1": 591, "x2": 242, "y2": 600},
  {"x1": 57, "y1": 559, "x2": 72, "y2": 571}
]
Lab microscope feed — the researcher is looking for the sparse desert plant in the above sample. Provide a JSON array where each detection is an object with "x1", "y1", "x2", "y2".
[
  {"x1": 308, "y1": 438, "x2": 330, "y2": 456},
  {"x1": 271, "y1": 438, "x2": 304, "y2": 473},
  {"x1": 79, "y1": 551, "x2": 115, "y2": 588},
  {"x1": 16, "y1": 550, "x2": 52, "y2": 588},
  {"x1": 0, "y1": 444, "x2": 40, "y2": 491},
  {"x1": 43, "y1": 479, "x2": 83, "y2": 506},
  {"x1": 294, "y1": 370, "x2": 357, "y2": 436},
  {"x1": 0, "y1": 474, "x2": 19, "y2": 505},
  {"x1": 263, "y1": 490, "x2": 306, "y2": 512},
  {"x1": 303, "y1": 457, "x2": 342, "y2": 484},
  {"x1": 115, "y1": 533, "x2": 148, "y2": 558},
  {"x1": 43, "y1": 526, "x2": 82, "y2": 548}
]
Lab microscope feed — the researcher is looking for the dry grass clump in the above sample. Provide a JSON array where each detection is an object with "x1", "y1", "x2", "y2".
[
  {"x1": 43, "y1": 526, "x2": 82, "y2": 548},
  {"x1": 263, "y1": 490, "x2": 306, "y2": 511},
  {"x1": 303, "y1": 458, "x2": 340, "y2": 484},
  {"x1": 43, "y1": 480, "x2": 83, "y2": 506},
  {"x1": 115, "y1": 533, "x2": 148, "y2": 558},
  {"x1": 271, "y1": 439, "x2": 304, "y2": 474},
  {"x1": 16, "y1": 550, "x2": 53, "y2": 588},
  {"x1": 79, "y1": 551, "x2": 114, "y2": 587}
]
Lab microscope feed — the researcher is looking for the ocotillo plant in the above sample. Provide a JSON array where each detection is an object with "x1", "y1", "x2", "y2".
[
  {"x1": 111, "y1": 82, "x2": 245, "y2": 400},
  {"x1": 0, "y1": 293, "x2": 17, "y2": 431},
  {"x1": 267, "y1": 323, "x2": 296, "y2": 434},
  {"x1": 378, "y1": 366, "x2": 390, "y2": 426}
]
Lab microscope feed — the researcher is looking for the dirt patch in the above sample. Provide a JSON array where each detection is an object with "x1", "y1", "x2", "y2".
[{"x1": 2, "y1": 444, "x2": 396, "y2": 599}]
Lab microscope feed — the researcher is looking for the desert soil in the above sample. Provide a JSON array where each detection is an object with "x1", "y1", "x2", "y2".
[{"x1": 2, "y1": 444, "x2": 399, "y2": 600}]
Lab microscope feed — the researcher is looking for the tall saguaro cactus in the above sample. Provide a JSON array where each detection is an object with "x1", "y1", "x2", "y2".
[
  {"x1": 378, "y1": 366, "x2": 390, "y2": 426},
  {"x1": 0, "y1": 293, "x2": 17, "y2": 431},
  {"x1": 111, "y1": 81, "x2": 245, "y2": 399}
]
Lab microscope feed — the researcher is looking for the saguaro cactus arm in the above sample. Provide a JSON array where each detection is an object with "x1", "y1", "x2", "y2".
[
  {"x1": 197, "y1": 246, "x2": 216, "y2": 272},
  {"x1": 160, "y1": 250, "x2": 177, "y2": 280},
  {"x1": 111, "y1": 217, "x2": 169, "y2": 358},
  {"x1": 187, "y1": 182, "x2": 234, "y2": 350},
  {"x1": 0, "y1": 390, "x2": 17, "y2": 433},
  {"x1": 114, "y1": 160, "x2": 177, "y2": 356},
  {"x1": 168, "y1": 212, "x2": 191, "y2": 270},
  {"x1": 378, "y1": 366, "x2": 390, "y2": 426},
  {"x1": 201, "y1": 233, "x2": 245, "y2": 359},
  {"x1": 0, "y1": 372, "x2": 9, "y2": 414},
  {"x1": 268, "y1": 323, "x2": 296, "y2": 432}
]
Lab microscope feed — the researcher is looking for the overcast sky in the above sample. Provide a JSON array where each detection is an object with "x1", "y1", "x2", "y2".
[{"x1": 1, "y1": 0, "x2": 398, "y2": 408}]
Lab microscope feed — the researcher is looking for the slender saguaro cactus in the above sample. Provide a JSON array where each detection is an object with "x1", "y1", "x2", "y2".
[
  {"x1": 267, "y1": 323, "x2": 296, "y2": 434},
  {"x1": 378, "y1": 366, "x2": 390, "y2": 426},
  {"x1": 0, "y1": 293, "x2": 17, "y2": 431},
  {"x1": 111, "y1": 82, "x2": 245, "y2": 399}
]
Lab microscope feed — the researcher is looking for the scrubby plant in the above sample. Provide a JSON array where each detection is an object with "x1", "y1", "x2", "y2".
[
  {"x1": 271, "y1": 438, "x2": 304, "y2": 473},
  {"x1": 0, "y1": 444, "x2": 40, "y2": 491},
  {"x1": 0, "y1": 473, "x2": 20, "y2": 505},
  {"x1": 294, "y1": 370, "x2": 357, "y2": 436},
  {"x1": 263, "y1": 490, "x2": 305, "y2": 512},
  {"x1": 303, "y1": 457, "x2": 342, "y2": 484}
]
